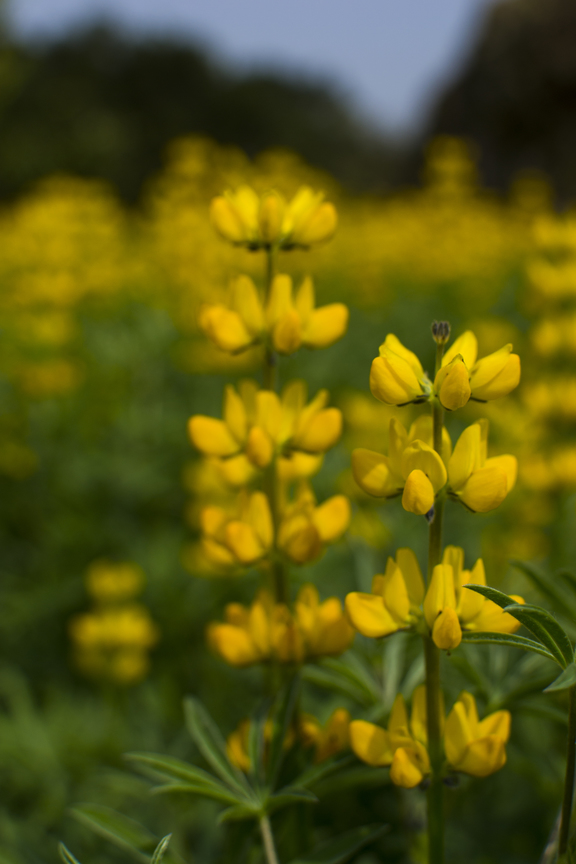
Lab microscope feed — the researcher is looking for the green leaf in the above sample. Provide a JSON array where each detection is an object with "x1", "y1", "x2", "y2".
[
  {"x1": 288, "y1": 824, "x2": 389, "y2": 864},
  {"x1": 151, "y1": 836, "x2": 171, "y2": 864},
  {"x1": 544, "y1": 662, "x2": 576, "y2": 693},
  {"x1": 217, "y1": 804, "x2": 261, "y2": 824},
  {"x1": 460, "y1": 631, "x2": 556, "y2": 662},
  {"x1": 126, "y1": 752, "x2": 248, "y2": 805},
  {"x1": 266, "y1": 786, "x2": 318, "y2": 814},
  {"x1": 247, "y1": 699, "x2": 271, "y2": 789},
  {"x1": 322, "y1": 654, "x2": 381, "y2": 705},
  {"x1": 184, "y1": 698, "x2": 252, "y2": 796},
  {"x1": 504, "y1": 604, "x2": 573, "y2": 667},
  {"x1": 464, "y1": 584, "x2": 516, "y2": 610},
  {"x1": 266, "y1": 675, "x2": 300, "y2": 789},
  {"x1": 58, "y1": 844, "x2": 82, "y2": 864},
  {"x1": 149, "y1": 781, "x2": 245, "y2": 805},
  {"x1": 71, "y1": 804, "x2": 157, "y2": 861}
]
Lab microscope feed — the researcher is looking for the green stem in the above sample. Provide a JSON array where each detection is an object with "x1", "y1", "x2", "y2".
[
  {"x1": 424, "y1": 332, "x2": 447, "y2": 864},
  {"x1": 260, "y1": 815, "x2": 280, "y2": 864},
  {"x1": 559, "y1": 685, "x2": 576, "y2": 855}
]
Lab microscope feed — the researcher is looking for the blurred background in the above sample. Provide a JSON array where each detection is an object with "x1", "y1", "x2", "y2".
[{"x1": 1, "y1": 1, "x2": 576, "y2": 862}]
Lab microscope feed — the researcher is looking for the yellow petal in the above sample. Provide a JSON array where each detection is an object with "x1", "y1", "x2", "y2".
[
  {"x1": 434, "y1": 356, "x2": 471, "y2": 411},
  {"x1": 188, "y1": 416, "x2": 239, "y2": 457},
  {"x1": 442, "y1": 330, "x2": 478, "y2": 369},
  {"x1": 199, "y1": 305, "x2": 254, "y2": 352},
  {"x1": 402, "y1": 469, "x2": 435, "y2": 515},
  {"x1": 273, "y1": 310, "x2": 302, "y2": 354},
  {"x1": 256, "y1": 391, "x2": 282, "y2": 442},
  {"x1": 281, "y1": 522, "x2": 322, "y2": 564},
  {"x1": 292, "y1": 407, "x2": 342, "y2": 452},
  {"x1": 225, "y1": 522, "x2": 266, "y2": 564},
  {"x1": 432, "y1": 607, "x2": 462, "y2": 650},
  {"x1": 224, "y1": 385, "x2": 248, "y2": 443},
  {"x1": 246, "y1": 426, "x2": 273, "y2": 468},
  {"x1": 380, "y1": 334, "x2": 424, "y2": 377},
  {"x1": 249, "y1": 492, "x2": 273, "y2": 549},
  {"x1": 231, "y1": 275, "x2": 265, "y2": 334},
  {"x1": 266, "y1": 274, "x2": 294, "y2": 325},
  {"x1": 291, "y1": 202, "x2": 337, "y2": 247},
  {"x1": 302, "y1": 304, "x2": 349, "y2": 348},
  {"x1": 478, "y1": 710, "x2": 511, "y2": 742},
  {"x1": 448, "y1": 424, "x2": 482, "y2": 491},
  {"x1": 470, "y1": 346, "x2": 521, "y2": 400},
  {"x1": 227, "y1": 186, "x2": 259, "y2": 235},
  {"x1": 200, "y1": 506, "x2": 227, "y2": 538},
  {"x1": 249, "y1": 600, "x2": 272, "y2": 656},
  {"x1": 401, "y1": 440, "x2": 447, "y2": 492},
  {"x1": 424, "y1": 564, "x2": 456, "y2": 629},
  {"x1": 345, "y1": 592, "x2": 400, "y2": 637},
  {"x1": 396, "y1": 548, "x2": 425, "y2": 606},
  {"x1": 209, "y1": 196, "x2": 246, "y2": 243},
  {"x1": 408, "y1": 415, "x2": 452, "y2": 463},
  {"x1": 294, "y1": 275, "x2": 315, "y2": 323},
  {"x1": 382, "y1": 561, "x2": 410, "y2": 622},
  {"x1": 458, "y1": 465, "x2": 508, "y2": 512},
  {"x1": 370, "y1": 354, "x2": 423, "y2": 406},
  {"x1": 312, "y1": 495, "x2": 351, "y2": 542},
  {"x1": 445, "y1": 701, "x2": 472, "y2": 767},
  {"x1": 456, "y1": 736, "x2": 507, "y2": 777},
  {"x1": 350, "y1": 720, "x2": 393, "y2": 766},
  {"x1": 390, "y1": 747, "x2": 426, "y2": 788},
  {"x1": 465, "y1": 598, "x2": 523, "y2": 633},
  {"x1": 208, "y1": 624, "x2": 258, "y2": 666},
  {"x1": 218, "y1": 454, "x2": 256, "y2": 487},
  {"x1": 201, "y1": 537, "x2": 237, "y2": 568},
  {"x1": 351, "y1": 448, "x2": 400, "y2": 497},
  {"x1": 409, "y1": 685, "x2": 429, "y2": 745},
  {"x1": 258, "y1": 191, "x2": 285, "y2": 243},
  {"x1": 485, "y1": 455, "x2": 518, "y2": 493}
]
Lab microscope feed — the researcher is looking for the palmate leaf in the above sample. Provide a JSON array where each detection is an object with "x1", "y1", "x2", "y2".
[
  {"x1": 184, "y1": 697, "x2": 252, "y2": 796},
  {"x1": 126, "y1": 752, "x2": 251, "y2": 806},
  {"x1": 465, "y1": 585, "x2": 570, "y2": 667},
  {"x1": 288, "y1": 824, "x2": 389, "y2": 864},
  {"x1": 460, "y1": 631, "x2": 556, "y2": 662}
]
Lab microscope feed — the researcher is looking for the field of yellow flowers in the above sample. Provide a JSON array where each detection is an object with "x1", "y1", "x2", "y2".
[{"x1": 2, "y1": 134, "x2": 576, "y2": 864}]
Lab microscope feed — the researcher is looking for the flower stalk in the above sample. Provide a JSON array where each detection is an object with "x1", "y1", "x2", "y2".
[
  {"x1": 559, "y1": 684, "x2": 576, "y2": 857},
  {"x1": 260, "y1": 815, "x2": 280, "y2": 864}
]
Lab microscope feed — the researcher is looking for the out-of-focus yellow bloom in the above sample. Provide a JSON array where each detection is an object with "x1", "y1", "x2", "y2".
[
  {"x1": 209, "y1": 185, "x2": 337, "y2": 250},
  {"x1": 370, "y1": 335, "x2": 432, "y2": 406},
  {"x1": 346, "y1": 548, "x2": 424, "y2": 638},
  {"x1": 448, "y1": 420, "x2": 517, "y2": 512},
  {"x1": 85, "y1": 560, "x2": 145, "y2": 603},
  {"x1": 352, "y1": 416, "x2": 449, "y2": 514},
  {"x1": 199, "y1": 483, "x2": 349, "y2": 570},
  {"x1": 299, "y1": 708, "x2": 351, "y2": 763},
  {"x1": 199, "y1": 274, "x2": 348, "y2": 355},
  {"x1": 444, "y1": 692, "x2": 510, "y2": 777},
  {"x1": 226, "y1": 716, "x2": 296, "y2": 772},
  {"x1": 207, "y1": 584, "x2": 353, "y2": 667},
  {"x1": 351, "y1": 687, "x2": 510, "y2": 787},
  {"x1": 346, "y1": 545, "x2": 523, "y2": 650},
  {"x1": 188, "y1": 380, "x2": 343, "y2": 468}
]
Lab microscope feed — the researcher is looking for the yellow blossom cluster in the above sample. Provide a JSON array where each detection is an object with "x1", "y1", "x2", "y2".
[
  {"x1": 351, "y1": 686, "x2": 510, "y2": 788},
  {"x1": 69, "y1": 560, "x2": 159, "y2": 684}
]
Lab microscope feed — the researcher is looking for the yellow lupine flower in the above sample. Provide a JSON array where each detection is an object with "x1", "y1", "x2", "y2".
[
  {"x1": 351, "y1": 687, "x2": 510, "y2": 787},
  {"x1": 210, "y1": 185, "x2": 337, "y2": 250},
  {"x1": 278, "y1": 482, "x2": 350, "y2": 564},
  {"x1": 345, "y1": 548, "x2": 424, "y2": 638},
  {"x1": 188, "y1": 380, "x2": 343, "y2": 468},
  {"x1": 199, "y1": 274, "x2": 348, "y2": 356},
  {"x1": 299, "y1": 708, "x2": 351, "y2": 763},
  {"x1": 226, "y1": 716, "x2": 295, "y2": 773},
  {"x1": 439, "y1": 330, "x2": 521, "y2": 404},
  {"x1": 351, "y1": 416, "x2": 449, "y2": 514},
  {"x1": 208, "y1": 585, "x2": 352, "y2": 668},
  {"x1": 346, "y1": 545, "x2": 523, "y2": 649},
  {"x1": 370, "y1": 335, "x2": 432, "y2": 406},
  {"x1": 444, "y1": 692, "x2": 511, "y2": 777},
  {"x1": 448, "y1": 419, "x2": 517, "y2": 512}
]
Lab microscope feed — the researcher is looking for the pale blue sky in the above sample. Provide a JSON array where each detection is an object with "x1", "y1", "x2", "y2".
[{"x1": 8, "y1": 0, "x2": 497, "y2": 132}]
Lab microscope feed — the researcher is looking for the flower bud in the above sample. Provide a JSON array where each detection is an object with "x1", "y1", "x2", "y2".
[
  {"x1": 434, "y1": 356, "x2": 471, "y2": 410},
  {"x1": 432, "y1": 607, "x2": 462, "y2": 650},
  {"x1": 402, "y1": 469, "x2": 435, "y2": 515}
]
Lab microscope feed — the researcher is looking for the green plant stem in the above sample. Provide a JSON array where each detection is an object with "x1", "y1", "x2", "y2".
[
  {"x1": 559, "y1": 685, "x2": 576, "y2": 855},
  {"x1": 423, "y1": 335, "x2": 447, "y2": 864},
  {"x1": 260, "y1": 815, "x2": 280, "y2": 864}
]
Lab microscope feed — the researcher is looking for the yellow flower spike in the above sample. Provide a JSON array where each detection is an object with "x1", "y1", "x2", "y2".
[
  {"x1": 402, "y1": 469, "x2": 435, "y2": 515},
  {"x1": 346, "y1": 551, "x2": 416, "y2": 638},
  {"x1": 285, "y1": 187, "x2": 338, "y2": 248},
  {"x1": 295, "y1": 585, "x2": 354, "y2": 657},
  {"x1": 349, "y1": 720, "x2": 394, "y2": 766},
  {"x1": 434, "y1": 355, "x2": 471, "y2": 411},
  {"x1": 469, "y1": 344, "x2": 521, "y2": 401},
  {"x1": 445, "y1": 693, "x2": 510, "y2": 777},
  {"x1": 448, "y1": 422, "x2": 515, "y2": 512},
  {"x1": 258, "y1": 191, "x2": 286, "y2": 244},
  {"x1": 370, "y1": 335, "x2": 430, "y2": 406}
]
